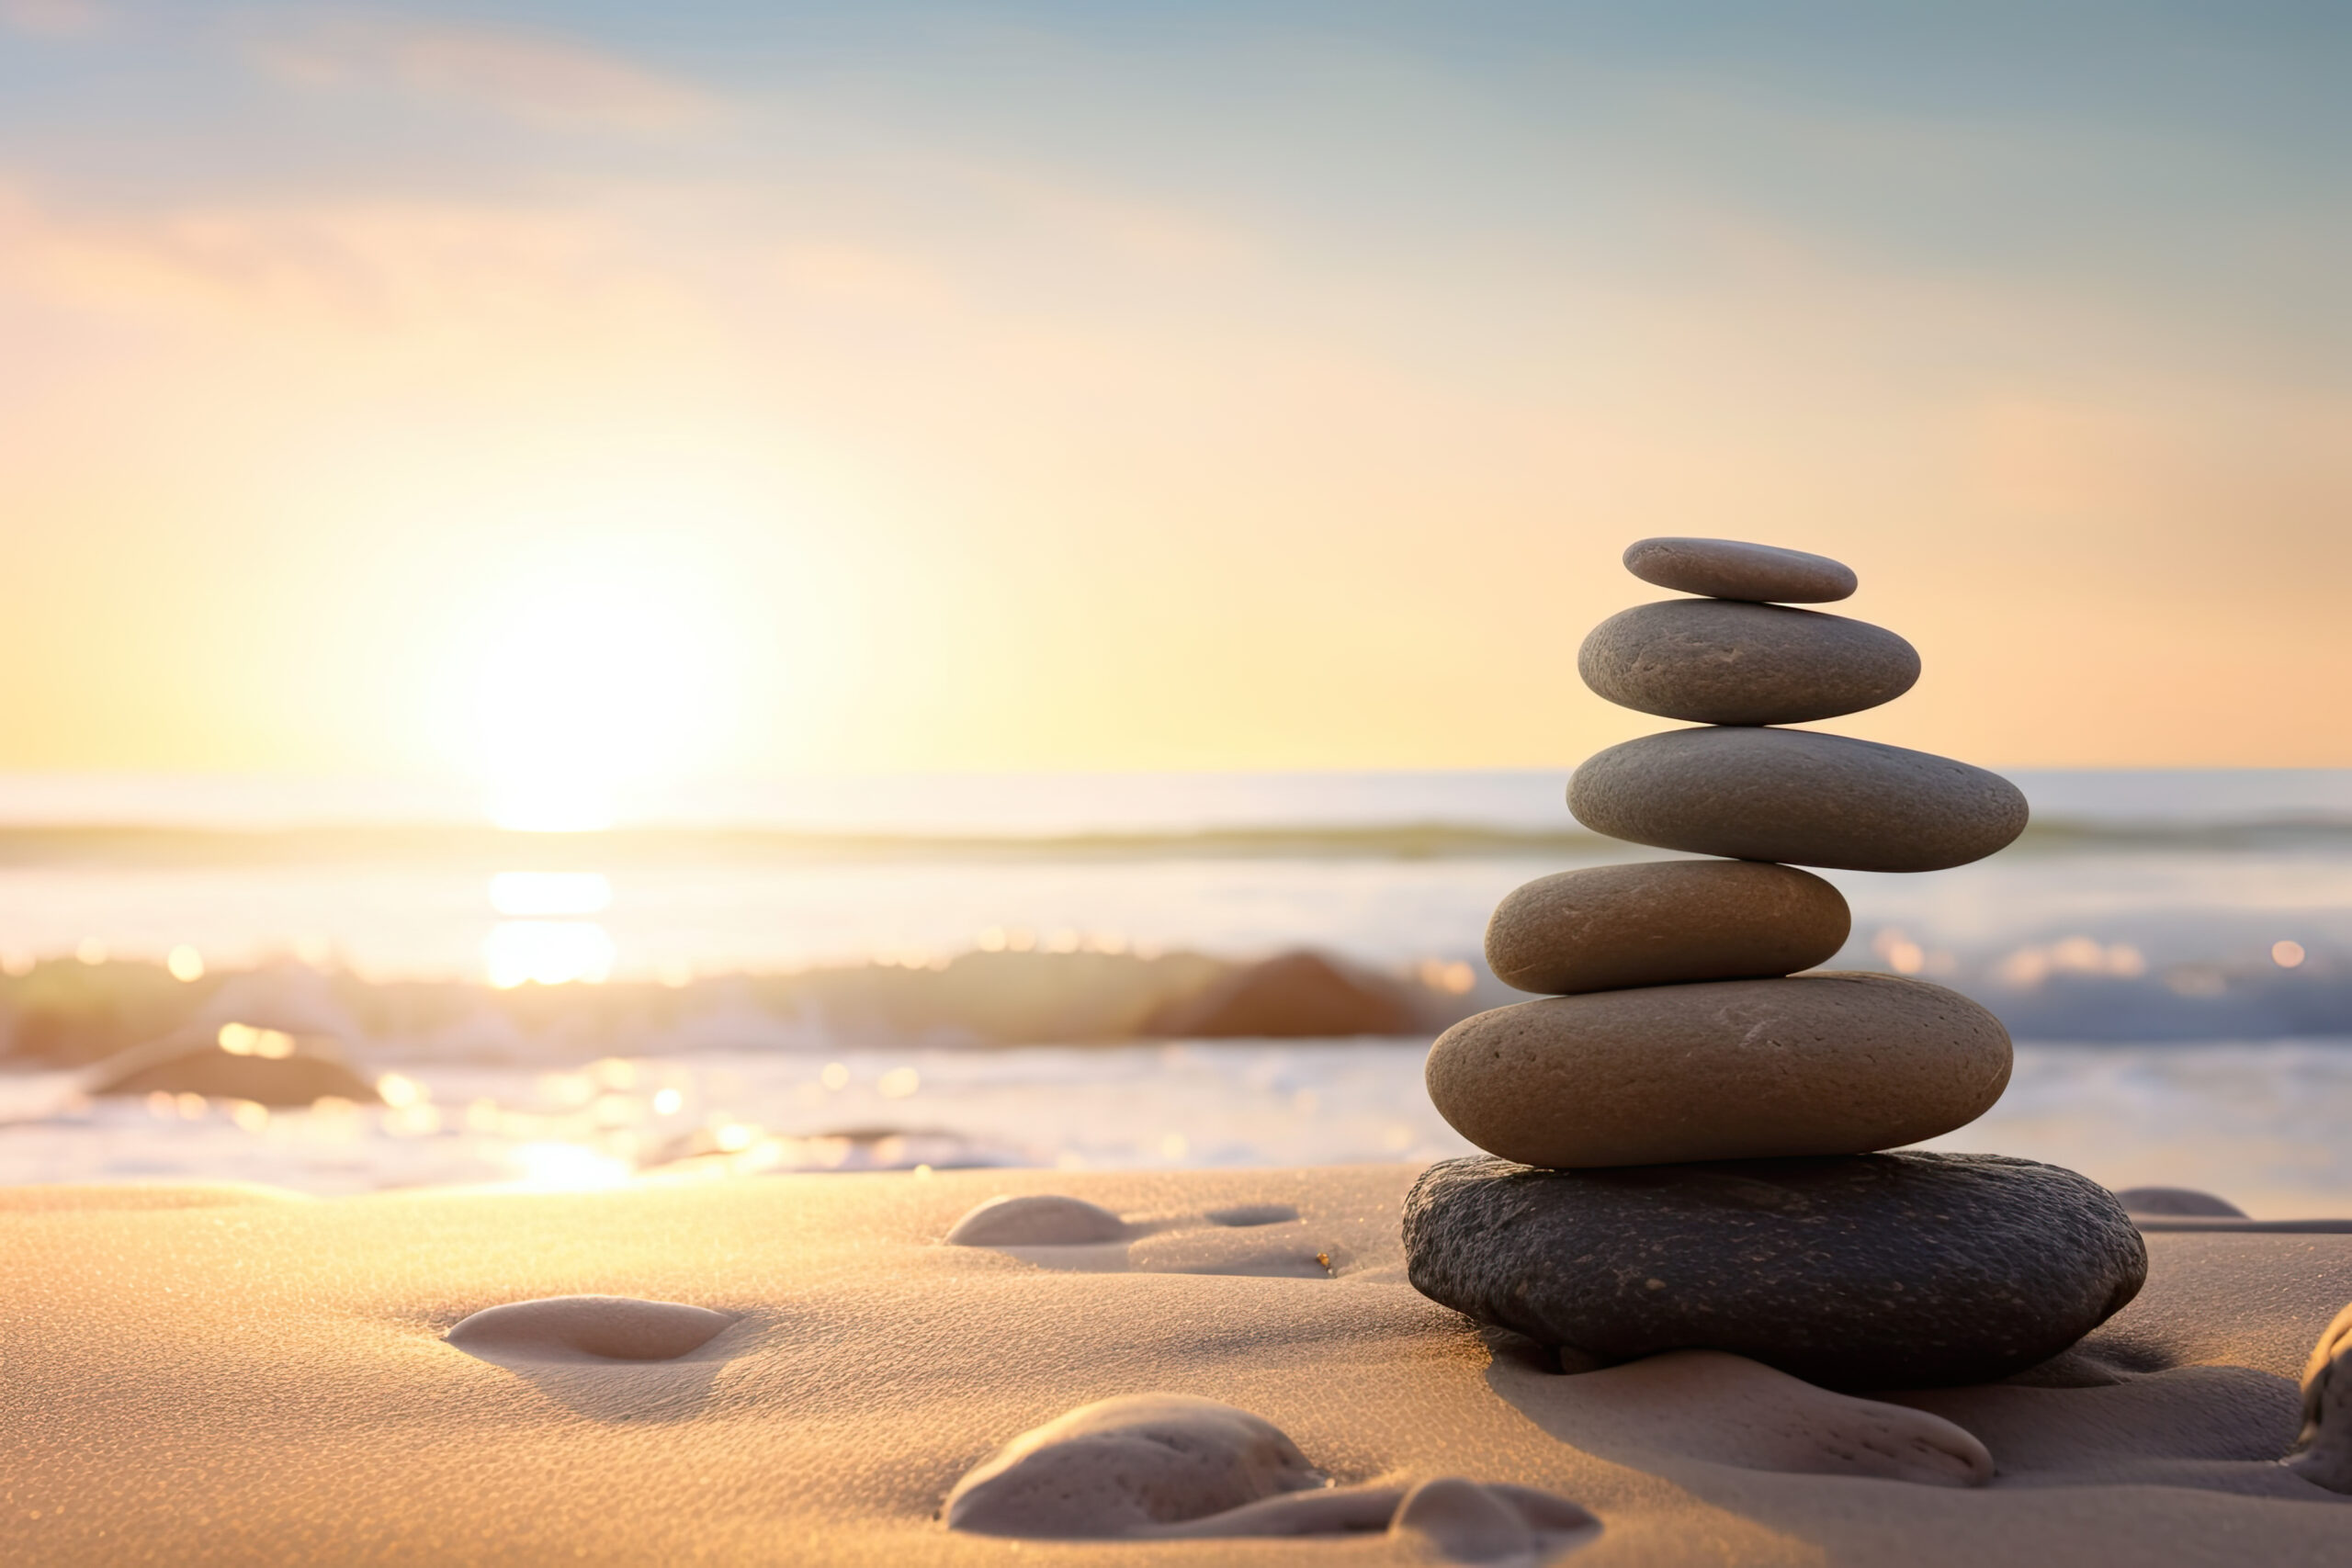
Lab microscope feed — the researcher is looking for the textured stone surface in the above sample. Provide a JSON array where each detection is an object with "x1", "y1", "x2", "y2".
[
  {"x1": 1402, "y1": 1152, "x2": 2149, "y2": 1388},
  {"x1": 1622, "y1": 537, "x2": 1857, "y2": 604},
  {"x1": 444, "y1": 1296, "x2": 737, "y2": 1363},
  {"x1": 1426, "y1": 974, "x2": 2010, "y2": 1167},
  {"x1": 944, "y1": 1393, "x2": 1326, "y2": 1537},
  {"x1": 1485, "y1": 861, "x2": 1848, "y2": 996},
  {"x1": 2285, "y1": 1302, "x2": 2352, "y2": 1493},
  {"x1": 1568, "y1": 726, "x2": 2030, "y2": 873},
  {"x1": 1578, "y1": 600, "x2": 1918, "y2": 726}
]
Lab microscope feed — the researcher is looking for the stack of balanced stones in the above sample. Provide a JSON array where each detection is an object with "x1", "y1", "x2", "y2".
[{"x1": 1402, "y1": 537, "x2": 2148, "y2": 1388}]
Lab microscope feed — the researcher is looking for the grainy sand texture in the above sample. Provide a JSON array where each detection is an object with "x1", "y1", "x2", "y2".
[{"x1": 3, "y1": 1166, "x2": 2347, "y2": 1564}]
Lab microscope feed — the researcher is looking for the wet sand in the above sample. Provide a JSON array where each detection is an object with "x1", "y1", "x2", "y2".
[{"x1": 2, "y1": 1166, "x2": 2346, "y2": 1564}]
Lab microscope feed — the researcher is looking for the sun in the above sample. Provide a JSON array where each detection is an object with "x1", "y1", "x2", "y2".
[{"x1": 473, "y1": 542, "x2": 731, "y2": 831}]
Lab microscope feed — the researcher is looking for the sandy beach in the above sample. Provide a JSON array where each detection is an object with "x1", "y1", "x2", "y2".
[{"x1": 4, "y1": 1164, "x2": 2346, "y2": 1565}]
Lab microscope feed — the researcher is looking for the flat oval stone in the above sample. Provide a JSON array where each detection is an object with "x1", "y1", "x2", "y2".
[
  {"x1": 1568, "y1": 727, "x2": 2029, "y2": 873},
  {"x1": 1485, "y1": 861, "x2": 1848, "y2": 995},
  {"x1": 444, "y1": 1296, "x2": 737, "y2": 1363},
  {"x1": 1402, "y1": 1152, "x2": 2148, "y2": 1388},
  {"x1": 1578, "y1": 600, "x2": 1918, "y2": 726},
  {"x1": 1623, "y1": 537, "x2": 1856, "y2": 603},
  {"x1": 1426, "y1": 974, "x2": 2009, "y2": 1167}
]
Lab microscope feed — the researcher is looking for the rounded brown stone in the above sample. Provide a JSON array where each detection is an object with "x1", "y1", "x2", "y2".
[
  {"x1": 1578, "y1": 600, "x2": 1918, "y2": 726},
  {"x1": 1623, "y1": 537, "x2": 1857, "y2": 603},
  {"x1": 1485, "y1": 860, "x2": 1849, "y2": 995},
  {"x1": 1567, "y1": 727, "x2": 2028, "y2": 873},
  {"x1": 1425, "y1": 973, "x2": 2012, "y2": 1168}
]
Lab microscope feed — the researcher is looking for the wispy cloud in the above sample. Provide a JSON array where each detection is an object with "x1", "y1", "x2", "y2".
[
  {"x1": 0, "y1": 0, "x2": 107, "y2": 39},
  {"x1": 243, "y1": 9, "x2": 718, "y2": 133},
  {"x1": 0, "y1": 178, "x2": 685, "y2": 338},
  {"x1": 0, "y1": 4, "x2": 2342, "y2": 773}
]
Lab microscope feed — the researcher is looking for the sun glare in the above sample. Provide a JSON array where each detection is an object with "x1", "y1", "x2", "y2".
[
  {"x1": 484, "y1": 920, "x2": 616, "y2": 988},
  {"x1": 506, "y1": 1142, "x2": 633, "y2": 1191},
  {"x1": 489, "y1": 872, "x2": 613, "y2": 917},
  {"x1": 473, "y1": 546, "x2": 731, "y2": 831}
]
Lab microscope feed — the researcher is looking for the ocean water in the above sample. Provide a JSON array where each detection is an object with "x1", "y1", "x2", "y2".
[
  {"x1": 0, "y1": 768, "x2": 2347, "y2": 1209},
  {"x1": 6, "y1": 1040, "x2": 2351, "y2": 1219}
]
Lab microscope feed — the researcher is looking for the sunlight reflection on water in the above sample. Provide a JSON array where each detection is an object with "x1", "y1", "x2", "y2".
[{"x1": 4, "y1": 1040, "x2": 2349, "y2": 1216}]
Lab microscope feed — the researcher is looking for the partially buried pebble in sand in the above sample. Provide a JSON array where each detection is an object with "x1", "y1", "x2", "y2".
[
  {"x1": 444, "y1": 1295, "x2": 737, "y2": 1364},
  {"x1": 943, "y1": 1393, "x2": 1602, "y2": 1558}
]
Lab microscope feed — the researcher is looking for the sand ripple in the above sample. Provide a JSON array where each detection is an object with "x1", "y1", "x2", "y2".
[{"x1": 1498, "y1": 1348, "x2": 1993, "y2": 1487}]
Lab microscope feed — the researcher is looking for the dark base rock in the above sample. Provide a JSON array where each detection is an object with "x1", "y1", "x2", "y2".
[{"x1": 1403, "y1": 1153, "x2": 2146, "y2": 1389}]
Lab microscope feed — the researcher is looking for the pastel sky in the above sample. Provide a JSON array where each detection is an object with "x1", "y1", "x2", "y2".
[{"x1": 1, "y1": 1, "x2": 2345, "y2": 798}]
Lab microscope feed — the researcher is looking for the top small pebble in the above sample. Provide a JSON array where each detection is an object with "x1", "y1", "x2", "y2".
[{"x1": 1624, "y1": 536, "x2": 1857, "y2": 604}]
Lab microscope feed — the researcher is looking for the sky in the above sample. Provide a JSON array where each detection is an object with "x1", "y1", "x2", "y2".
[{"x1": 0, "y1": 1, "x2": 2345, "y2": 812}]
